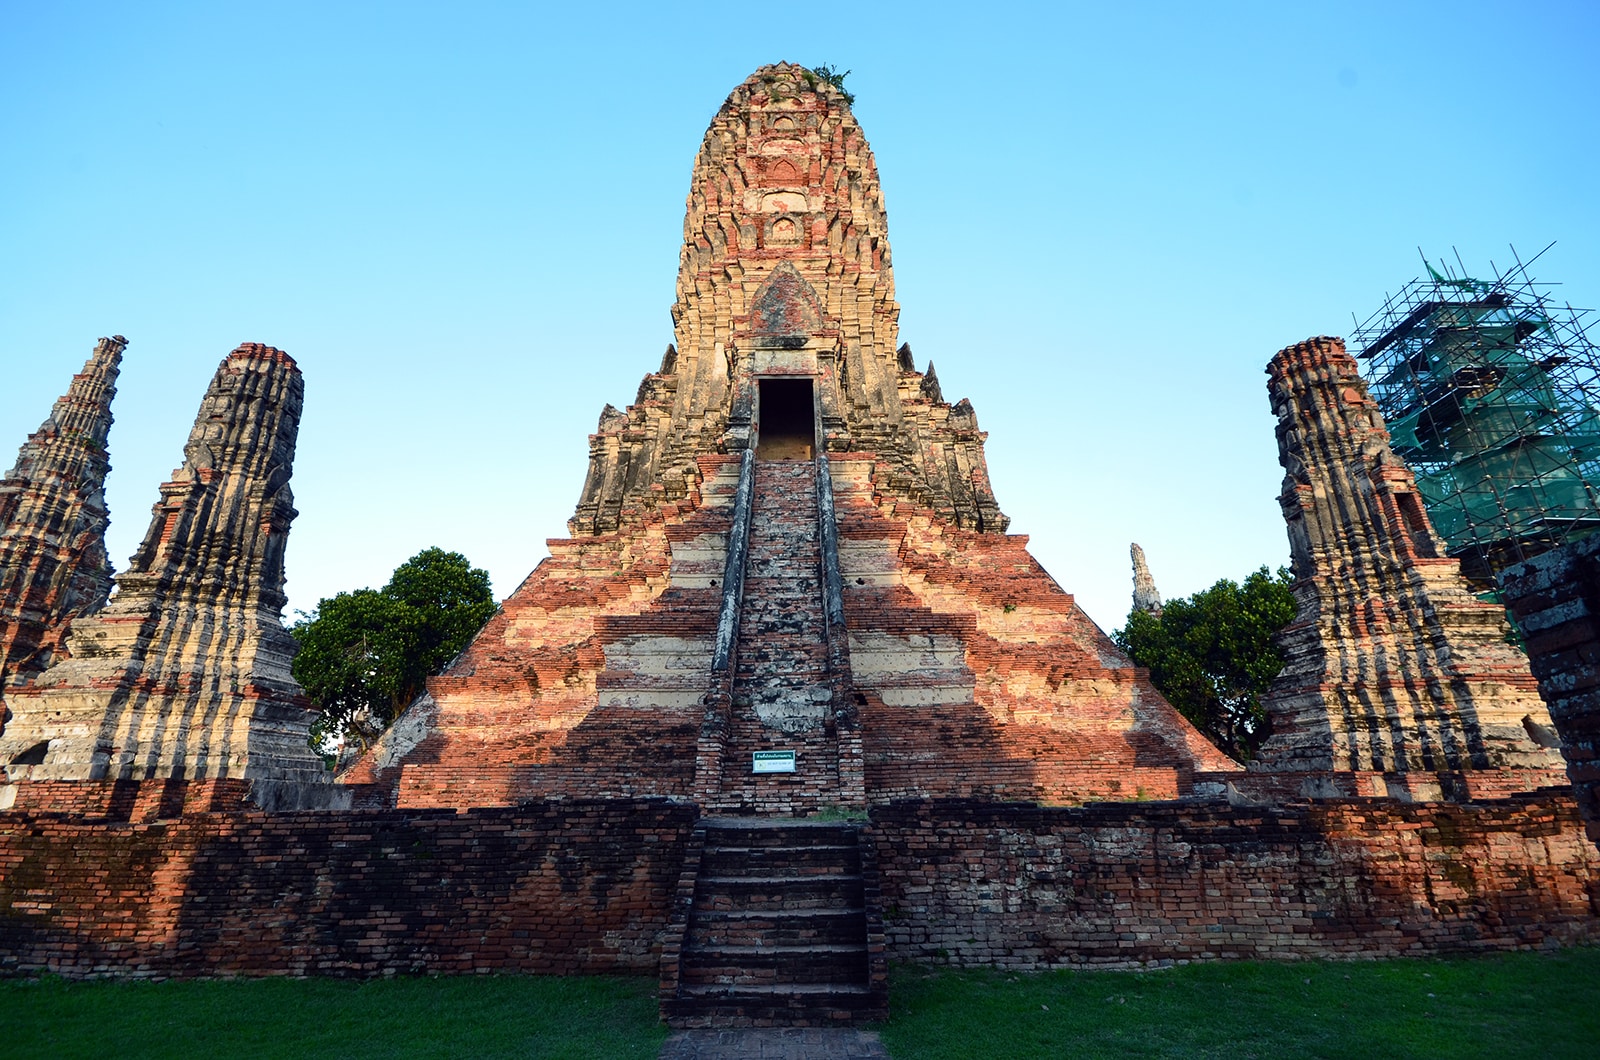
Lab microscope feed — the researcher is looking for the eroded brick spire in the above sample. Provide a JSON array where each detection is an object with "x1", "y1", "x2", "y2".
[
  {"x1": 1130, "y1": 543, "x2": 1162, "y2": 618},
  {"x1": 571, "y1": 63, "x2": 1008, "y2": 534},
  {"x1": 0, "y1": 343, "x2": 326, "y2": 791},
  {"x1": 1256, "y1": 336, "x2": 1562, "y2": 788},
  {"x1": 0, "y1": 336, "x2": 122, "y2": 705}
]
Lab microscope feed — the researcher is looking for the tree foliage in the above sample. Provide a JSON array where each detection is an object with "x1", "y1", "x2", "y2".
[
  {"x1": 808, "y1": 64, "x2": 855, "y2": 105},
  {"x1": 1112, "y1": 566, "x2": 1297, "y2": 762},
  {"x1": 293, "y1": 548, "x2": 496, "y2": 756}
]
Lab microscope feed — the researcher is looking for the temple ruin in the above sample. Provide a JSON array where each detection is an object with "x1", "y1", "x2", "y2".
[
  {"x1": 0, "y1": 65, "x2": 1594, "y2": 1028},
  {"x1": 0, "y1": 343, "x2": 328, "y2": 813},
  {"x1": 349, "y1": 64, "x2": 1235, "y2": 824}
]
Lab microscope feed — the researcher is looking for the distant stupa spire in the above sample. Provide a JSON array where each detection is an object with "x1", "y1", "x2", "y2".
[{"x1": 1131, "y1": 542, "x2": 1163, "y2": 618}]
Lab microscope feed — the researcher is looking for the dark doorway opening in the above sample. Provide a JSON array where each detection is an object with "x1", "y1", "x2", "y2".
[{"x1": 757, "y1": 378, "x2": 815, "y2": 460}]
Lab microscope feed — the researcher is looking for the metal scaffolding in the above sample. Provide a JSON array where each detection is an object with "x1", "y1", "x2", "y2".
[{"x1": 1352, "y1": 246, "x2": 1600, "y2": 587}]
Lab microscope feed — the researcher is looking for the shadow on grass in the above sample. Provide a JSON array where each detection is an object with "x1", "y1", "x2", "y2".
[
  {"x1": 875, "y1": 948, "x2": 1600, "y2": 1060},
  {"x1": 0, "y1": 974, "x2": 669, "y2": 1060}
]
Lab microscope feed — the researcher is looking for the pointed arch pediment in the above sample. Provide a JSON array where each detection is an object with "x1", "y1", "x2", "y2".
[
  {"x1": 765, "y1": 157, "x2": 802, "y2": 185},
  {"x1": 750, "y1": 262, "x2": 824, "y2": 340}
]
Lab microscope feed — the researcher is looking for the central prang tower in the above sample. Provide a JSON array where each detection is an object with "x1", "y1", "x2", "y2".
[
  {"x1": 346, "y1": 64, "x2": 1236, "y2": 815},
  {"x1": 570, "y1": 63, "x2": 1007, "y2": 536}
]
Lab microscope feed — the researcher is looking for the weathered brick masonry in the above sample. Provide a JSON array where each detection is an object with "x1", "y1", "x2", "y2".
[
  {"x1": 0, "y1": 337, "x2": 120, "y2": 710},
  {"x1": 1252, "y1": 337, "x2": 1563, "y2": 799},
  {"x1": 1501, "y1": 533, "x2": 1600, "y2": 844},
  {"x1": 2, "y1": 794, "x2": 1592, "y2": 978},
  {"x1": 870, "y1": 795, "x2": 1600, "y2": 968},
  {"x1": 0, "y1": 799, "x2": 696, "y2": 977},
  {"x1": 358, "y1": 65, "x2": 1232, "y2": 814},
  {"x1": 1, "y1": 343, "x2": 328, "y2": 801}
]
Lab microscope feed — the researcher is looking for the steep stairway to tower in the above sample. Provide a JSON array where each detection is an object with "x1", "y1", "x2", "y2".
[
  {"x1": 712, "y1": 459, "x2": 840, "y2": 815},
  {"x1": 660, "y1": 817, "x2": 887, "y2": 1027}
]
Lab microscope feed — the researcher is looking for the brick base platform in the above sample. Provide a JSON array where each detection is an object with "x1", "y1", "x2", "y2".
[
  {"x1": 2, "y1": 793, "x2": 1596, "y2": 982},
  {"x1": 870, "y1": 794, "x2": 1600, "y2": 968}
]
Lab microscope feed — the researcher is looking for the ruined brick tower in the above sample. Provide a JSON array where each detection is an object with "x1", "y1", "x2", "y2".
[
  {"x1": 0, "y1": 343, "x2": 328, "y2": 808},
  {"x1": 1256, "y1": 336, "x2": 1564, "y2": 799},
  {"x1": 569, "y1": 66, "x2": 1005, "y2": 536},
  {"x1": 0, "y1": 337, "x2": 121, "y2": 715},
  {"x1": 351, "y1": 64, "x2": 1236, "y2": 813}
]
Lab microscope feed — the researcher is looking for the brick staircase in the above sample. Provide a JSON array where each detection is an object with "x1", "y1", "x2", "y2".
[
  {"x1": 712, "y1": 460, "x2": 841, "y2": 815},
  {"x1": 660, "y1": 817, "x2": 887, "y2": 1027}
]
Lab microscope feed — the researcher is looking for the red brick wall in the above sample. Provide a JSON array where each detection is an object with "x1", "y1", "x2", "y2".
[
  {"x1": 870, "y1": 795, "x2": 1600, "y2": 968},
  {"x1": 0, "y1": 799, "x2": 696, "y2": 978},
  {"x1": 5, "y1": 795, "x2": 1595, "y2": 981}
]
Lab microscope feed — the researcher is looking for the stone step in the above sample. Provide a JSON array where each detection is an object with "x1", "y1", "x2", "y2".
[
  {"x1": 699, "y1": 844, "x2": 861, "y2": 877},
  {"x1": 677, "y1": 983, "x2": 874, "y2": 999},
  {"x1": 691, "y1": 875, "x2": 864, "y2": 911},
  {"x1": 734, "y1": 662, "x2": 830, "y2": 679},
  {"x1": 740, "y1": 579, "x2": 820, "y2": 595},
  {"x1": 681, "y1": 944, "x2": 868, "y2": 987},
  {"x1": 661, "y1": 983, "x2": 884, "y2": 1029},
  {"x1": 688, "y1": 909, "x2": 867, "y2": 948},
  {"x1": 733, "y1": 622, "x2": 829, "y2": 639},
  {"x1": 701, "y1": 820, "x2": 860, "y2": 846}
]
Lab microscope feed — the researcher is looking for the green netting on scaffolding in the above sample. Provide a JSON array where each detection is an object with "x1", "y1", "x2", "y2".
[{"x1": 1352, "y1": 250, "x2": 1600, "y2": 585}]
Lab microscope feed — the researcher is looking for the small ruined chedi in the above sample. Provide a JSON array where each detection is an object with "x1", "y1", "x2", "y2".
[
  {"x1": 1253, "y1": 336, "x2": 1564, "y2": 799},
  {"x1": 1129, "y1": 542, "x2": 1162, "y2": 618},
  {"x1": 348, "y1": 63, "x2": 1236, "y2": 815},
  {"x1": 0, "y1": 337, "x2": 121, "y2": 711},
  {"x1": 0, "y1": 343, "x2": 328, "y2": 812}
]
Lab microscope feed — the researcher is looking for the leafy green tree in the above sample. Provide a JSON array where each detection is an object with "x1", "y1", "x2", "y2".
[
  {"x1": 293, "y1": 548, "x2": 496, "y2": 757},
  {"x1": 808, "y1": 64, "x2": 855, "y2": 104},
  {"x1": 1112, "y1": 566, "x2": 1297, "y2": 762}
]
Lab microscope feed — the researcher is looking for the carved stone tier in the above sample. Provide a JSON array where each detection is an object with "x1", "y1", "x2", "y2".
[
  {"x1": 1253, "y1": 336, "x2": 1563, "y2": 794},
  {"x1": 569, "y1": 64, "x2": 1007, "y2": 537},
  {"x1": 0, "y1": 343, "x2": 327, "y2": 796},
  {"x1": 0, "y1": 336, "x2": 121, "y2": 710}
]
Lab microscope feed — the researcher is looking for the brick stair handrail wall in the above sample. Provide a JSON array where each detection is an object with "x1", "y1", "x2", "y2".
[
  {"x1": 4, "y1": 793, "x2": 1598, "y2": 980},
  {"x1": 869, "y1": 795, "x2": 1600, "y2": 969}
]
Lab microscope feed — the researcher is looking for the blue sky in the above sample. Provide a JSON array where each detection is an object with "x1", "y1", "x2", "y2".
[{"x1": 3, "y1": 1, "x2": 1597, "y2": 632}]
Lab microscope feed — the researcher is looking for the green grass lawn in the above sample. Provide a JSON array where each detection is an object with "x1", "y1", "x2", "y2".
[
  {"x1": 3, "y1": 949, "x2": 1597, "y2": 1058},
  {"x1": 0, "y1": 973, "x2": 669, "y2": 1060},
  {"x1": 878, "y1": 948, "x2": 1600, "y2": 1059}
]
